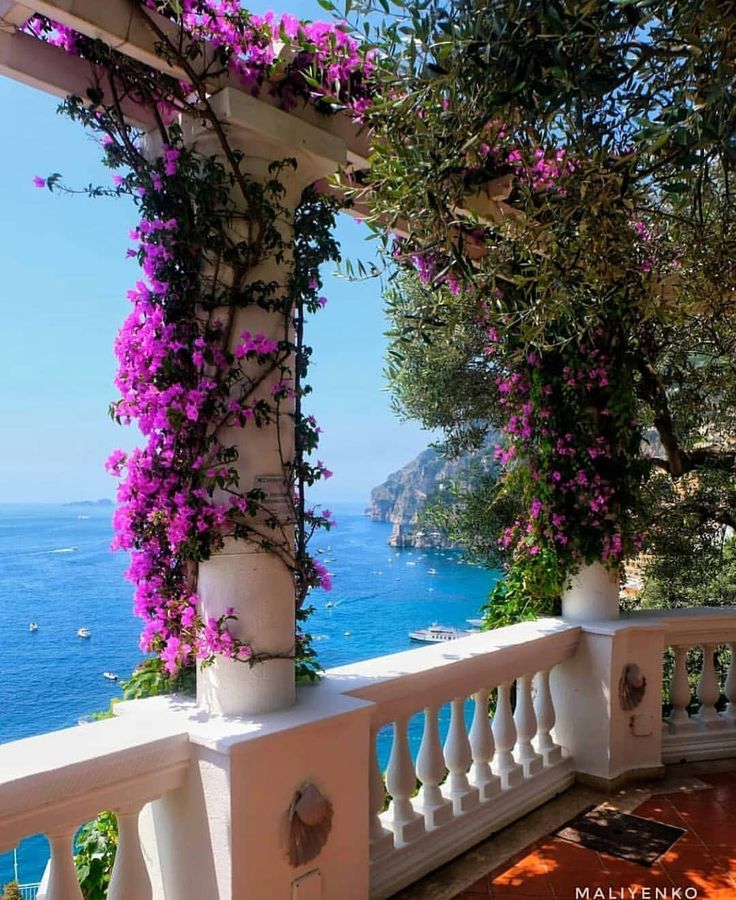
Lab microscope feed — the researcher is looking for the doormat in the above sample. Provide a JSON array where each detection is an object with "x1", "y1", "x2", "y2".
[{"x1": 553, "y1": 806, "x2": 686, "y2": 866}]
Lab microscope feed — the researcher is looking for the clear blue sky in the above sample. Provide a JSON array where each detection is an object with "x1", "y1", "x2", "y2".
[{"x1": 0, "y1": 4, "x2": 433, "y2": 505}]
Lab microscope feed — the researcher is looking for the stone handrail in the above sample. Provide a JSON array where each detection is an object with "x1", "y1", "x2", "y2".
[
  {"x1": 623, "y1": 606, "x2": 736, "y2": 646},
  {"x1": 327, "y1": 618, "x2": 581, "y2": 725},
  {"x1": 0, "y1": 715, "x2": 190, "y2": 899}
]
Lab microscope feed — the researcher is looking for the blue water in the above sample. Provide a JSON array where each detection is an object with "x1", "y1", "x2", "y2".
[{"x1": 0, "y1": 502, "x2": 499, "y2": 885}]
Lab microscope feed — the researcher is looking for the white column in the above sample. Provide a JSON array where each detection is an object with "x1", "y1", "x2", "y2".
[
  {"x1": 369, "y1": 725, "x2": 393, "y2": 859},
  {"x1": 513, "y1": 674, "x2": 543, "y2": 777},
  {"x1": 562, "y1": 562, "x2": 619, "y2": 621},
  {"x1": 415, "y1": 706, "x2": 454, "y2": 828},
  {"x1": 666, "y1": 644, "x2": 695, "y2": 732},
  {"x1": 533, "y1": 669, "x2": 562, "y2": 766},
  {"x1": 170, "y1": 93, "x2": 347, "y2": 717},
  {"x1": 45, "y1": 828, "x2": 84, "y2": 900},
  {"x1": 491, "y1": 682, "x2": 523, "y2": 788},
  {"x1": 694, "y1": 644, "x2": 726, "y2": 729},
  {"x1": 468, "y1": 688, "x2": 501, "y2": 800},
  {"x1": 724, "y1": 643, "x2": 736, "y2": 725},
  {"x1": 384, "y1": 716, "x2": 425, "y2": 846},
  {"x1": 442, "y1": 698, "x2": 479, "y2": 814},
  {"x1": 108, "y1": 804, "x2": 152, "y2": 900}
]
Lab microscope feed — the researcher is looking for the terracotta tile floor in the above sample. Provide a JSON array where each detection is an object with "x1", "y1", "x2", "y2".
[{"x1": 455, "y1": 772, "x2": 736, "y2": 899}]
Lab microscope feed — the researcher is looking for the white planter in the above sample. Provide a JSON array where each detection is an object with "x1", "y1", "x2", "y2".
[{"x1": 562, "y1": 561, "x2": 619, "y2": 621}]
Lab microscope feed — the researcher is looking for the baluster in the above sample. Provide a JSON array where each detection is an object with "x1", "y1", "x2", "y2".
[
  {"x1": 666, "y1": 644, "x2": 694, "y2": 732},
  {"x1": 724, "y1": 643, "x2": 736, "y2": 725},
  {"x1": 369, "y1": 725, "x2": 393, "y2": 858},
  {"x1": 468, "y1": 688, "x2": 501, "y2": 801},
  {"x1": 45, "y1": 828, "x2": 84, "y2": 900},
  {"x1": 108, "y1": 803, "x2": 152, "y2": 900},
  {"x1": 514, "y1": 674, "x2": 543, "y2": 776},
  {"x1": 384, "y1": 716, "x2": 425, "y2": 846},
  {"x1": 491, "y1": 682, "x2": 523, "y2": 788},
  {"x1": 442, "y1": 698, "x2": 479, "y2": 813},
  {"x1": 533, "y1": 669, "x2": 562, "y2": 766},
  {"x1": 415, "y1": 705, "x2": 453, "y2": 828},
  {"x1": 694, "y1": 644, "x2": 725, "y2": 729}
]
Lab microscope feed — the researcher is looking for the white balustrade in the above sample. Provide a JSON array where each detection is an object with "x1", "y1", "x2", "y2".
[
  {"x1": 328, "y1": 619, "x2": 579, "y2": 898},
  {"x1": 415, "y1": 706, "x2": 453, "y2": 828},
  {"x1": 693, "y1": 643, "x2": 726, "y2": 729},
  {"x1": 384, "y1": 716, "x2": 425, "y2": 846},
  {"x1": 491, "y1": 682, "x2": 523, "y2": 788},
  {"x1": 0, "y1": 715, "x2": 189, "y2": 900},
  {"x1": 666, "y1": 644, "x2": 694, "y2": 732},
  {"x1": 724, "y1": 643, "x2": 736, "y2": 724},
  {"x1": 45, "y1": 829, "x2": 84, "y2": 900},
  {"x1": 657, "y1": 611, "x2": 736, "y2": 764},
  {"x1": 442, "y1": 698, "x2": 479, "y2": 813},
  {"x1": 513, "y1": 674, "x2": 543, "y2": 777},
  {"x1": 533, "y1": 669, "x2": 562, "y2": 766},
  {"x1": 108, "y1": 803, "x2": 153, "y2": 900},
  {"x1": 369, "y1": 726, "x2": 394, "y2": 858},
  {"x1": 468, "y1": 689, "x2": 501, "y2": 800}
]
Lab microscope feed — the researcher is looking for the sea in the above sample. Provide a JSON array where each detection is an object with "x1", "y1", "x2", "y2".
[{"x1": 0, "y1": 502, "x2": 499, "y2": 885}]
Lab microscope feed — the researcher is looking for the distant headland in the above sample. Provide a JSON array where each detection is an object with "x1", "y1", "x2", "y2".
[
  {"x1": 62, "y1": 499, "x2": 115, "y2": 507},
  {"x1": 367, "y1": 436, "x2": 498, "y2": 548}
]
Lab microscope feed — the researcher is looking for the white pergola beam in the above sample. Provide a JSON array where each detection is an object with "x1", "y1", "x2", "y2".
[
  {"x1": 0, "y1": 2, "x2": 32, "y2": 27},
  {"x1": 1, "y1": 0, "x2": 373, "y2": 168},
  {"x1": 0, "y1": 27, "x2": 155, "y2": 126},
  {"x1": 22, "y1": 0, "x2": 188, "y2": 79}
]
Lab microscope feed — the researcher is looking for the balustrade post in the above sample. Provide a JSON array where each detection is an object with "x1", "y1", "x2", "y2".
[
  {"x1": 694, "y1": 643, "x2": 726, "y2": 729},
  {"x1": 724, "y1": 643, "x2": 736, "y2": 725},
  {"x1": 532, "y1": 669, "x2": 562, "y2": 766},
  {"x1": 384, "y1": 716, "x2": 425, "y2": 846},
  {"x1": 442, "y1": 698, "x2": 480, "y2": 814},
  {"x1": 666, "y1": 644, "x2": 695, "y2": 732},
  {"x1": 514, "y1": 674, "x2": 543, "y2": 777},
  {"x1": 415, "y1": 706, "x2": 454, "y2": 828},
  {"x1": 108, "y1": 803, "x2": 153, "y2": 900},
  {"x1": 468, "y1": 688, "x2": 501, "y2": 801},
  {"x1": 369, "y1": 725, "x2": 394, "y2": 858},
  {"x1": 45, "y1": 828, "x2": 84, "y2": 900},
  {"x1": 491, "y1": 682, "x2": 523, "y2": 788}
]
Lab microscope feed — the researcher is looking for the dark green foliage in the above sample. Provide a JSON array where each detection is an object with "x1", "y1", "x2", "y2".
[
  {"x1": 353, "y1": 0, "x2": 736, "y2": 618},
  {"x1": 75, "y1": 811, "x2": 118, "y2": 900}
]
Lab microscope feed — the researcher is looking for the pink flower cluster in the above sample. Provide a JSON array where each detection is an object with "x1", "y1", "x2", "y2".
[
  {"x1": 140, "y1": 0, "x2": 374, "y2": 114},
  {"x1": 491, "y1": 337, "x2": 635, "y2": 568},
  {"x1": 506, "y1": 146, "x2": 574, "y2": 193}
]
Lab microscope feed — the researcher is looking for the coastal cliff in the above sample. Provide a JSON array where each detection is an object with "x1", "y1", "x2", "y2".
[{"x1": 367, "y1": 441, "x2": 497, "y2": 548}]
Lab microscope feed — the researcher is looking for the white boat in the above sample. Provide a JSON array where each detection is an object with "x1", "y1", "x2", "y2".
[
  {"x1": 77, "y1": 627, "x2": 91, "y2": 639},
  {"x1": 466, "y1": 617, "x2": 484, "y2": 628},
  {"x1": 29, "y1": 622, "x2": 38, "y2": 632},
  {"x1": 103, "y1": 671, "x2": 118, "y2": 681},
  {"x1": 408, "y1": 624, "x2": 473, "y2": 644},
  {"x1": 427, "y1": 568, "x2": 438, "y2": 575}
]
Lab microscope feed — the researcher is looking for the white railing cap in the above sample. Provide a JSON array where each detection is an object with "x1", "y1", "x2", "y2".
[
  {"x1": 622, "y1": 606, "x2": 736, "y2": 645},
  {"x1": 323, "y1": 618, "x2": 580, "y2": 721},
  {"x1": 0, "y1": 715, "x2": 190, "y2": 851}
]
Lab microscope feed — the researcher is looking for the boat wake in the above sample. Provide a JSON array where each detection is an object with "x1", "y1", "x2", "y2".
[{"x1": 49, "y1": 546, "x2": 78, "y2": 554}]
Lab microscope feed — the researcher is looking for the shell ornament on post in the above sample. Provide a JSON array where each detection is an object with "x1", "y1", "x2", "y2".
[
  {"x1": 287, "y1": 781, "x2": 333, "y2": 867},
  {"x1": 619, "y1": 663, "x2": 647, "y2": 711}
]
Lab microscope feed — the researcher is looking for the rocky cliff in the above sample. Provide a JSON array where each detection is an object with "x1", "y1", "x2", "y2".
[{"x1": 367, "y1": 441, "x2": 497, "y2": 548}]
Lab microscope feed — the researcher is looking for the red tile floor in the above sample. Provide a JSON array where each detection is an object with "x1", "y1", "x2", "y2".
[{"x1": 456, "y1": 772, "x2": 736, "y2": 899}]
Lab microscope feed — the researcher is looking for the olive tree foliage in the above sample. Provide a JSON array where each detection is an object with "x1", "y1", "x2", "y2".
[{"x1": 342, "y1": 0, "x2": 736, "y2": 608}]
